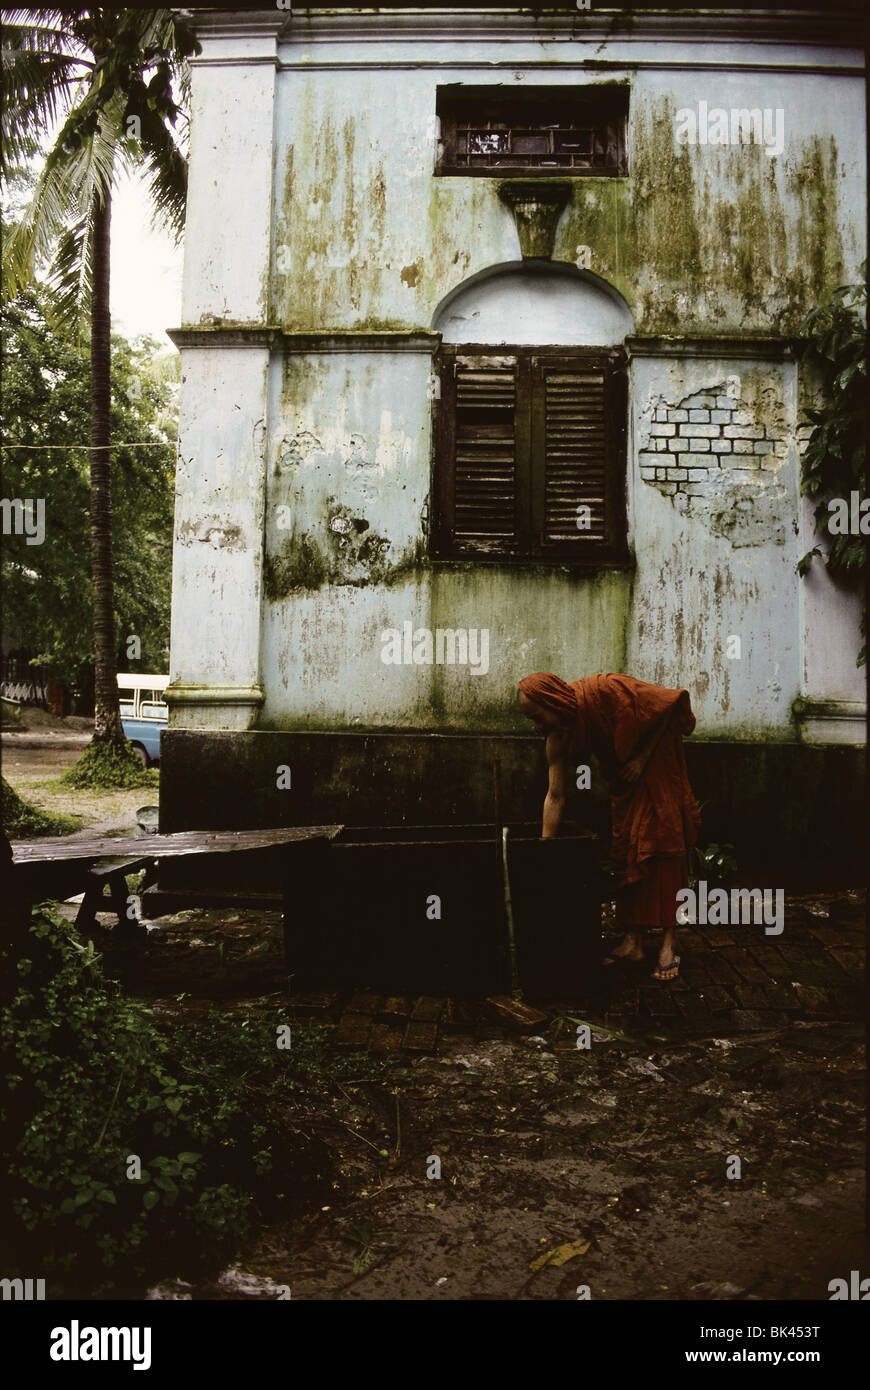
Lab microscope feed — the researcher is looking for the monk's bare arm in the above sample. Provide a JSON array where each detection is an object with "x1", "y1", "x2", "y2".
[
  {"x1": 621, "y1": 708, "x2": 675, "y2": 783},
  {"x1": 542, "y1": 730, "x2": 570, "y2": 837}
]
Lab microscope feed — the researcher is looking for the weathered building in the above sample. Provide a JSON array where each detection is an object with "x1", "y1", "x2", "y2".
[{"x1": 163, "y1": 6, "x2": 866, "y2": 880}]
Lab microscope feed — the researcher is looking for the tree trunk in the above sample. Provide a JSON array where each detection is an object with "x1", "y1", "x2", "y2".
[{"x1": 90, "y1": 185, "x2": 123, "y2": 744}]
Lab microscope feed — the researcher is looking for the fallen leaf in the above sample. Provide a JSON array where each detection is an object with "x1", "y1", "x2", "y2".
[{"x1": 529, "y1": 1239, "x2": 591, "y2": 1272}]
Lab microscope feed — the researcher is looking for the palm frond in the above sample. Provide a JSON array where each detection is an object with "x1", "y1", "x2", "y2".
[
  {"x1": 3, "y1": 10, "x2": 75, "y2": 32},
  {"x1": 2, "y1": 146, "x2": 81, "y2": 297},
  {"x1": 126, "y1": 76, "x2": 187, "y2": 239},
  {"x1": 46, "y1": 208, "x2": 92, "y2": 327},
  {"x1": 4, "y1": 92, "x2": 123, "y2": 316},
  {"x1": 4, "y1": 6, "x2": 197, "y2": 305},
  {"x1": 46, "y1": 100, "x2": 126, "y2": 319},
  {"x1": 2, "y1": 27, "x2": 80, "y2": 70},
  {"x1": 0, "y1": 49, "x2": 90, "y2": 171}
]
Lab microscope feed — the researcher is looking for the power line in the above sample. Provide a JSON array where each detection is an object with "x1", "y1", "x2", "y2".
[{"x1": 0, "y1": 441, "x2": 175, "y2": 450}]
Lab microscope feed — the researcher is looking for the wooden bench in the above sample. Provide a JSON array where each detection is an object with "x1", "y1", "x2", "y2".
[
  {"x1": 12, "y1": 825, "x2": 344, "y2": 965},
  {"x1": 76, "y1": 854, "x2": 157, "y2": 933}
]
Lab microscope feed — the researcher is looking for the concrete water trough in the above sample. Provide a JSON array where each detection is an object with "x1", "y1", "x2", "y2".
[{"x1": 292, "y1": 823, "x2": 606, "y2": 997}]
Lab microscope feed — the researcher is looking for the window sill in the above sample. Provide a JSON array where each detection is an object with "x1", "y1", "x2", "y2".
[
  {"x1": 429, "y1": 554, "x2": 635, "y2": 575},
  {"x1": 433, "y1": 168, "x2": 628, "y2": 179}
]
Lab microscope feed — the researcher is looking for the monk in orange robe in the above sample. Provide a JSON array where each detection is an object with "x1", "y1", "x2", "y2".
[{"x1": 517, "y1": 671, "x2": 701, "y2": 980}]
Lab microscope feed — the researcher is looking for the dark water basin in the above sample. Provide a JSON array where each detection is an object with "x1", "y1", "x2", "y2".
[{"x1": 294, "y1": 823, "x2": 606, "y2": 996}]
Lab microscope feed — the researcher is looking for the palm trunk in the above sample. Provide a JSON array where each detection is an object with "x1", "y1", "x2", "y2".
[{"x1": 90, "y1": 185, "x2": 123, "y2": 743}]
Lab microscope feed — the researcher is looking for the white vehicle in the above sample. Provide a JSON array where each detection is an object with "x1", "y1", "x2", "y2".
[{"x1": 117, "y1": 673, "x2": 169, "y2": 766}]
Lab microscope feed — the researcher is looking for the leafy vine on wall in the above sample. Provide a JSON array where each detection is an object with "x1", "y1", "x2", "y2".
[{"x1": 797, "y1": 265, "x2": 868, "y2": 665}]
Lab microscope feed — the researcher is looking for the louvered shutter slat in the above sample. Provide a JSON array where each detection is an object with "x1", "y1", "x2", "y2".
[
  {"x1": 453, "y1": 359, "x2": 517, "y2": 546},
  {"x1": 542, "y1": 366, "x2": 608, "y2": 543}
]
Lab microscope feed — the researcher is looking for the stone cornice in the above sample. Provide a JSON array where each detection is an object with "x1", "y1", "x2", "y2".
[
  {"x1": 168, "y1": 326, "x2": 283, "y2": 350},
  {"x1": 168, "y1": 327, "x2": 442, "y2": 353},
  {"x1": 186, "y1": 9, "x2": 864, "y2": 79},
  {"x1": 190, "y1": 11, "x2": 288, "y2": 42},
  {"x1": 169, "y1": 327, "x2": 801, "y2": 360},
  {"x1": 190, "y1": 8, "x2": 861, "y2": 52},
  {"x1": 792, "y1": 696, "x2": 867, "y2": 745},
  {"x1": 282, "y1": 331, "x2": 442, "y2": 353},
  {"x1": 626, "y1": 335, "x2": 797, "y2": 360},
  {"x1": 792, "y1": 696, "x2": 867, "y2": 720}
]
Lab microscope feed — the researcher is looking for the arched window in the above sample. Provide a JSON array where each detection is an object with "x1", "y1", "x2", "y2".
[{"x1": 431, "y1": 261, "x2": 633, "y2": 564}]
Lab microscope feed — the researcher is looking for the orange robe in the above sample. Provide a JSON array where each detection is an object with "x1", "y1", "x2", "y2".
[{"x1": 518, "y1": 671, "x2": 701, "y2": 928}]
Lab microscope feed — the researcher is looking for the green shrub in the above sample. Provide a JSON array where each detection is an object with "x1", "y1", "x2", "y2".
[
  {"x1": 689, "y1": 841, "x2": 738, "y2": 888},
  {"x1": 1, "y1": 904, "x2": 337, "y2": 1294},
  {"x1": 1, "y1": 903, "x2": 409, "y2": 1295},
  {"x1": 1, "y1": 776, "x2": 80, "y2": 838},
  {"x1": 59, "y1": 739, "x2": 159, "y2": 789},
  {"x1": 797, "y1": 269, "x2": 868, "y2": 665}
]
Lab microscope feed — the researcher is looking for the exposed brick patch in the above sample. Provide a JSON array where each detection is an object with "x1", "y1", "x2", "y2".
[
  {"x1": 724, "y1": 424, "x2": 765, "y2": 440},
  {"x1": 638, "y1": 382, "x2": 790, "y2": 545}
]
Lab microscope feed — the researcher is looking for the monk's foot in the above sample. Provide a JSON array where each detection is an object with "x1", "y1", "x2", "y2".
[
  {"x1": 652, "y1": 952, "x2": 681, "y2": 981},
  {"x1": 602, "y1": 933, "x2": 644, "y2": 966}
]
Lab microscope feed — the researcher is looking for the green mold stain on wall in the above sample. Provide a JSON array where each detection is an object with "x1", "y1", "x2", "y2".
[
  {"x1": 629, "y1": 98, "x2": 705, "y2": 324},
  {"x1": 273, "y1": 84, "x2": 850, "y2": 339},
  {"x1": 274, "y1": 77, "x2": 413, "y2": 331},
  {"x1": 265, "y1": 519, "x2": 430, "y2": 599},
  {"x1": 264, "y1": 535, "x2": 328, "y2": 599},
  {"x1": 553, "y1": 179, "x2": 633, "y2": 303},
  {"x1": 550, "y1": 97, "x2": 848, "y2": 335},
  {"x1": 273, "y1": 82, "x2": 851, "y2": 337},
  {"x1": 786, "y1": 134, "x2": 845, "y2": 315}
]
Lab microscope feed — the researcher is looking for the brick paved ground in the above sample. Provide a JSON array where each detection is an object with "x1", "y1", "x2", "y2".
[
  {"x1": 284, "y1": 889, "x2": 865, "y2": 1052},
  {"x1": 84, "y1": 886, "x2": 864, "y2": 1053},
  {"x1": 592, "y1": 889, "x2": 865, "y2": 1040}
]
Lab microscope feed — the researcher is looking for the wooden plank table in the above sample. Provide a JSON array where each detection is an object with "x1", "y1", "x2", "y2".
[
  {"x1": 12, "y1": 825, "x2": 344, "y2": 964},
  {"x1": 11, "y1": 825, "x2": 343, "y2": 865}
]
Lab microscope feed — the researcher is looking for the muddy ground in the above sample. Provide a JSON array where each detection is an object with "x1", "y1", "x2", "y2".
[
  {"x1": 61, "y1": 897, "x2": 865, "y2": 1304},
  {"x1": 194, "y1": 1019, "x2": 864, "y2": 1303}
]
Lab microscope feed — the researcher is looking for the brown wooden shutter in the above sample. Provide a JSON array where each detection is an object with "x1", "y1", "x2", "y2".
[
  {"x1": 532, "y1": 352, "x2": 626, "y2": 555},
  {"x1": 444, "y1": 354, "x2": 521, "y2": 555},
  {"x1": 433, "y1": 346, "x2": 626, "y2": 562}
]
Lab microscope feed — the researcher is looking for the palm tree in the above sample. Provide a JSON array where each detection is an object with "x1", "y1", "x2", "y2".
[{"x1": 1, "y1": 7, "x2": 198, "y2": 751}]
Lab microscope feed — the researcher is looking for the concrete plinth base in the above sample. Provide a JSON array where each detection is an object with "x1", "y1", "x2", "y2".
[{"x1": 159, "y1": 729, "x2": 865, "y2": 888}]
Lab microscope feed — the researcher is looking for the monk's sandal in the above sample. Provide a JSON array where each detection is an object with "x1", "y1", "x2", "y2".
[{"x1": 653, "y1": 955, "x2": 680, "y2": 980}]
